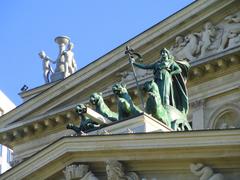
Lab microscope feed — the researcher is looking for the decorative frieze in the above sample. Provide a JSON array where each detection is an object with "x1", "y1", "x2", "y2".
[{"x1": 170, "y1": 12, "x2": 240, "y2": 62}]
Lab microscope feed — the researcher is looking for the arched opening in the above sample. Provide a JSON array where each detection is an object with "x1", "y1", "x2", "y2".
[{"x1": 210, "y1": 104, "x2": 240, "y2": 129}]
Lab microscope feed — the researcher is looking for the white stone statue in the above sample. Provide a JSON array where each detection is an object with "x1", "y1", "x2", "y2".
[
  {"x1": 63, "y1": 42, "x2": 78, "y2": 76},
  {"x1": 195, "y1": 22, "x2": 217, "y2": 57},
  {"x1": 190, "y1": 163, "x2": 224, "y2": 180},
  {"x1": 38, "y1": 50, "x2": 55, "y2": 83},
  {"x1": 219, "y1": 13, "x2": 240, "y2": 51},
  {"x1": 198, "y1": 22, "x2": 223, "y2": 59},
  {"x1": 63, "y1": 164, "x2": 98, "y2": 180},
  {"x1": 170, "y1": 35, "x2": 187, "y2": 55},
  {"x1": 39, "y1": 36, "x2": 78, "y2": 83},
  {"x1": 106, "y1": 160, "x2": 140, "y2": 180},
  {"x1": 170, "y1": 34, "x2": 201, "y2": 61}
]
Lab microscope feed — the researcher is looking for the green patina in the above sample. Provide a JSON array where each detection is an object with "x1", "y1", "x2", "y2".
[
  {"x1": 90, "y1": 92, "x2": 118, "y2": 122},
  {"x1": 133, "y1": 48, "x2": 190, "y2": 115},
  {"x1": 112, "y1": 83, "x2": 142, "y2": 120},
  {"x1": 66, "y1": 47, "x2": 192, "y2": 133},
  {"x1": 143, "y1": 80, "x2": 169, "y2": 126},
  {"x1": 66, "y1": 104, "x2": 99, "y2": 134},
  {"x1": 143, "y1": 80, "x2": 191, "y2": 131}
]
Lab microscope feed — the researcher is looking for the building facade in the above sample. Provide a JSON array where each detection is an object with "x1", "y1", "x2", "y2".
[
  {"x1": 0, "y1": 91, "x2": 15, "y2": 174},
  {"x1": 0, "y1": 0, "x2": 239, "y2": 179}
]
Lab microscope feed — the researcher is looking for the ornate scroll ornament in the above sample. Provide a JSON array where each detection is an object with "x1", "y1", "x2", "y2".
[
  {"x1": 63, "y1": 164, "x2": 98, "y2": 180},
  {"x1": 190, "y1": 163, "x2": 224, "y2": 180},
  {"x1": 170, "y1": 12, "x2": 240, "y2": 61},
  {"x1": 106, "y1": 160, "x2": 140, "y2": 180}
]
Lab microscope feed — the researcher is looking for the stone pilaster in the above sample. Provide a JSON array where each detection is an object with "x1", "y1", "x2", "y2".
[{"x1": 190, "y1": 99, "x2": 205, "y2": 130}]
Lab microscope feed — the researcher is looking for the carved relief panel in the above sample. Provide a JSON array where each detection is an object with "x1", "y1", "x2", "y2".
[{"x1": 169, "y1": 12, "x2": 240, "y2": 61}]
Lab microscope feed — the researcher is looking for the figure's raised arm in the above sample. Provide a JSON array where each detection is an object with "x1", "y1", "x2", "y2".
[{"x1": 133, "y1": 61, "x2": 155, "y2": 70}]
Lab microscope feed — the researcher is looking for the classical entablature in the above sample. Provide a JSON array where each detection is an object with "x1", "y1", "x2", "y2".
[
  {"x1": 0, "y1": 0, "x2": 240, "y2": 179},
  {"x1": 1, "y1": 130, "x2": 239, "y2": 180}
]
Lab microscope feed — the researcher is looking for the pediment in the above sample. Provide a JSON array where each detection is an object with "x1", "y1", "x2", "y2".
[{"x1": 0, "y1": 0, "x2": 240, "y2": 153}]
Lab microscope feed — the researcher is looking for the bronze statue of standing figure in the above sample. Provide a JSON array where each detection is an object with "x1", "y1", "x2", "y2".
[
  {"x1": 131, "y1": 48, "x2": 190, "y2": 115},
  {"x1": 127, "y1": 47, "x2": 191, "y2": 130}
]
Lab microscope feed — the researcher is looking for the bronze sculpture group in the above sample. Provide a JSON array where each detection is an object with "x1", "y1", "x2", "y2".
[{"x1": 67, "y1": 46, "x2": 192, "y2": 134}]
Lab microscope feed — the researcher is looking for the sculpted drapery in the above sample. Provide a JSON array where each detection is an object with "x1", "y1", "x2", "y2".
[{"x1": 133, "y1": 48, "x2": 190, "y2": 114}]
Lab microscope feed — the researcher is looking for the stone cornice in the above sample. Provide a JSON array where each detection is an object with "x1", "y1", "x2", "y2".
[
  {"x1": 18, "y1": 81, "x2": 57, "y2": 102},
  {"x1": 188, "y1": 45, "x2": 240, "y2": 84},
  {"x1": 0, "y1": 109, "x2": 78, "y2": 148},
  {"x1": 1, "y1": 129, "x2": 239, "y2": 180}
]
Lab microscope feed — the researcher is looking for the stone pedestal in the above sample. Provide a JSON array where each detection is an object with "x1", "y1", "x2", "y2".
[
  {"x1": 50, "y1": 72, "x2": 66, "y2": 82},
  {"x1": 89, "y1": 113, "x2": 172, "y2": 135},
  {"x1": 50, "y1": 36, "x2": 70, "y2": 82}
]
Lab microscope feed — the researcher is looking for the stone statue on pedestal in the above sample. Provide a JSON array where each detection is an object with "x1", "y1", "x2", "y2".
[
  {"x1": 127, "y1": 47, "x2": 191, "y2": 130},
  {"x1": 39, "y1": 36, "x2": 78, "y2": 83},
  {"x1": 132, "y1": 48, "x2": 190, "y2": 114}
]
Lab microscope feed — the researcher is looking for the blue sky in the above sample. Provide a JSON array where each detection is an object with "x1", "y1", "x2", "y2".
[{"x1": 0, "y1": 0, "x2": 194, "y2": 106}]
